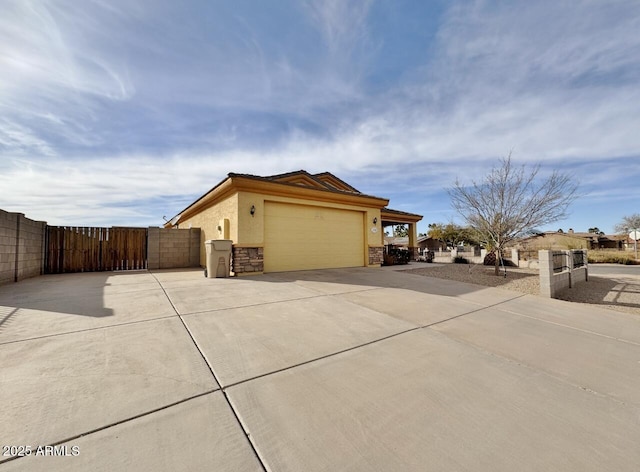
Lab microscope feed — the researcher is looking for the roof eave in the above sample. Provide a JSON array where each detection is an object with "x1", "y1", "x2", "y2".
[
  {"x1": 167, "y1": 173, "x2": 391, "y2": 225},
  {"x1": 381, "y1": 207, "x2": 423, "y2": 224}
]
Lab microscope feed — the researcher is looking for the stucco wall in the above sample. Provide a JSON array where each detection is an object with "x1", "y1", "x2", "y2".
[
  {"x1": 177, "y1": 188, "x2": 387, "y2": 269},
  {"x1": 178, "y1": 194, "x2": 238, "y2": 267},
  {"x1": 0, "y1": 209, "x2": 46, "y2": 285}
]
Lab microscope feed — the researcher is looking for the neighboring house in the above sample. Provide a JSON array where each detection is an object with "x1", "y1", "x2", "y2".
[
  {"x1": 517, "y1": 230, "x2": 627, "y2": 250},
  {"x1": 416, "y1": 235, "x2": 446, "y2": 252},
  {"x1": 383, "y1": 236, "x2": 408, "y2": 247},
  {"x1": 624, "y1": 234, "x2": 639, "y2": 250},
  {"x1": 165, "y1": 170, "x2": 422, "y2": 275},
  {"x1": 599, "y1": 234, "x2": 630, "y2": 250}
]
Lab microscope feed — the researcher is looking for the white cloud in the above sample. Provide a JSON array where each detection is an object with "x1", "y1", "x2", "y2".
[
  {"x1": 467, "y1": 3, "x2": 637, "y2": 148},
  {"x1": 357, "y1": 0, "x2": 640, "y2": 165},
  {"x1": 304, "y1": 0, "x2": 374, "y2": 59},
  {"x1": 0, "y1": 0, "x2": 639, "y2": 229},
  {"x1": 0, "y1": 0, "x2": 136, "y2": 155},
  {"x1": 0, "y1": 120, "x2": 56, "y2": 156},
  {"x1": 0, "y1": 1, "x2": 135, "y2": 101}
]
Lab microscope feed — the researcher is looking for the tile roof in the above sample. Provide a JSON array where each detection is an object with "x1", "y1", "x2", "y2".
[
  {"x1": 226, "y1": 170, "x2": 382, "y2": 199},
  {"x1": 381, "y1": 207, "x2": 423, "y2": 219}
]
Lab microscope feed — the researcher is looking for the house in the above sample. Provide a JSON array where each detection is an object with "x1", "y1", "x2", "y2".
[
  {"x1": 384, "y1": 236, "x2": 408, "y2": 247},
  {"x1": 596, "y1": 234, "x2": 629, "y2": 250},
  {"x1": 517, "y1": 230, "x2": 627, "y2": 251},
  {"x1": 416, "y1": 235, "x2": 446, "y2": 253},
  {"x1": 165, "y1": 171, "x2": 422, "y2": 275}
]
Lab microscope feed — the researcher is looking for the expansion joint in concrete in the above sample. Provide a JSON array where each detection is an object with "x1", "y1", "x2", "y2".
[
  {"x1": 150, "y1": 273, "x2": 268, "y2": 472},
  {"x1": 0, "y1": 314, "x2": 178, "y2": 347},
  {"x1": 0, "y1": 389, "x2": 218, "y2": 467},
  {"x1": 423, "y1": 294, "x2": 526, "y2": 329},
  {"x1": 223, "y1": 325, "x2": 423, "y2": 390}
]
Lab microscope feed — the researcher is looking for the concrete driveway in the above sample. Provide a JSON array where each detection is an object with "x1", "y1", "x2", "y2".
[{"x1": 1, "y1": 267, "x2": 639, "y2": 471}]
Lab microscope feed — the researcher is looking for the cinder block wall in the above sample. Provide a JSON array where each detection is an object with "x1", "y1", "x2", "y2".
[
  {"x1": 0, "y1": 209, "x2": 46, "y2": 285},
  {"x1": 539, "y1": 249, "x2": 588, "y2": 298},
  {"x1": 148, "y1": 227, "x2": 201, "y2": 270},
  {"x1": 0, "y1": 210, "x2": 17, "y2": 285}
]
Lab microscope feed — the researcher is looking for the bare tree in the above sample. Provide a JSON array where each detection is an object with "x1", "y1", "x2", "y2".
[
  {"x1": 448, "y1": 154, "x2": 578, "y2": 275},
  {"x1": 615, "y1": 214, "x2": 640, "y2": 260},
  {"x1": 614, "y1": 214, "x2": 640, "y2": 234}
]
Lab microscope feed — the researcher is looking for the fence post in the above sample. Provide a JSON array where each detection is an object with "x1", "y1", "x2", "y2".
[
  {"x1": 40, "y1": 221, "x2": 46, "y2": 275},
  {"x1": 13, "y1": 213, "x2": 20, "y2": 282},
  {"x1": 147, "y1": 227, "x2": 160, "y2": 270},
  {"x1": 585, "y1": 250, "x2": 588, "y2": 282},
  {"x1": 538, "y1": 250, "x2": 554, "y2": 297},
  {"x1": 189, "y1": 228, "x2": 201, "y2": 267},
  {"x1": 570, "y1": 249, "x2": 588, "y2": 284}
]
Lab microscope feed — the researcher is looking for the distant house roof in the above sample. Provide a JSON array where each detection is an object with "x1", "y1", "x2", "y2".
[
  {"x1": 547, "y1": 231, "x2": 622, "y2": 241},
  {"x1": 532, "y1": 231, "x2": 600, "y2": 243},
  {"x1": 384, "y1": 236, "x2": 409, "y2": 246},
  {"x1": 417, "y1": 235, "x2": 439, "y2": 244},
  {"x1": 517, "y1": 231, "x2": 627, "y2": 247}
]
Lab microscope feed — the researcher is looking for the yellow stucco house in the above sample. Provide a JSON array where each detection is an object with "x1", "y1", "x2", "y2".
[{"x1": 165, "y1": 170, "x2": 422, "y2": 275}]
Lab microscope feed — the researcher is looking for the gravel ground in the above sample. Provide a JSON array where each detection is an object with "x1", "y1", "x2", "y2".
[{"x1": 402, "y1": 263, "x2": 640, "y2": 316}]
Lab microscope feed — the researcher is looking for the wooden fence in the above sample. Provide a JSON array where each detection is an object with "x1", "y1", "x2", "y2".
[{"x1": 45, "y1": 226, "x2": 148, "y2": 274}]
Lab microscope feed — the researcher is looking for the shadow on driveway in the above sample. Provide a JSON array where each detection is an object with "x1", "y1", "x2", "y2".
[
  {"x1": 556, "y1": 275, "x2": 640, "y2": 314},
  {"x1": 0, "y1": 271, "x2": 176, "y2": 342},
  {"x1": 261, "y1": 265, "x2": 517, "y2": 299}
]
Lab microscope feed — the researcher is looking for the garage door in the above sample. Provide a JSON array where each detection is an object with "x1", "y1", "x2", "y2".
[{"x1": 264, "y1": 202, "x2": 365, "y2": 272}]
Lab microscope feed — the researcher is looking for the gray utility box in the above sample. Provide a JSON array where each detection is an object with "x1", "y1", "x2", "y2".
[{"x1": 205, "y1": 240, "x2": 232, "y2": 278}]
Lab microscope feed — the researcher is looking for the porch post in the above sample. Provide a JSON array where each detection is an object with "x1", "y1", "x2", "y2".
[{"x1": 408, "y1": 223, "x2": 418, "y2": 261}]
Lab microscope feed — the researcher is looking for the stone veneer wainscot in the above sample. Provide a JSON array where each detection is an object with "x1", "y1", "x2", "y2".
[{"x1": 233, "y1": 246, "x2": 264, "y2": 274}]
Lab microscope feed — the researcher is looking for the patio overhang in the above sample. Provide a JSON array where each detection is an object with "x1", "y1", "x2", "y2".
[
  {"x1": 380, "y1": 208, "x2": 423, "y2": 260},
  {"x1": 380, "y1": 207, "x2": 422, "y2": 226}
]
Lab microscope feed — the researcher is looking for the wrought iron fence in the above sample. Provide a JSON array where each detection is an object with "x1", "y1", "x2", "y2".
[
  {"x1": 552, "y1": 251, "x2": 568, "y2": 273},
  {"x1": 572, "y1": 250, "x2": 587, "y2": 268},
  {"x1": 519, "y1": 249, "x2": 539, "y2": 261}
]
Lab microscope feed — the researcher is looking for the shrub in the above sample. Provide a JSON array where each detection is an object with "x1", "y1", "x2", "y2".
[
  {"x1": 588, "y1": 250, "x2": 638, "y2": 265},
  {"x1": 483, "y1": 252, "x2": 496, "y2": 266},
  {"x1": 483, "y1": 250, "x2": 516, "y2": 266},
  {"x1": 383, "y1": 248, "x2": 411, "y2": 266},
  {"x1": 454, "y1": 256, "x2": 469, "y2": 264}
]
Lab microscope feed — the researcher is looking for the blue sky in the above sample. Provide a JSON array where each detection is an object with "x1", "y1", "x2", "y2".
[{"x1": 1, "y1": 0, "x2": 639, "y2": 235}]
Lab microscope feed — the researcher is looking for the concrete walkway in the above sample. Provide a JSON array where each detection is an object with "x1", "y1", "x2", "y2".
[{"x1": 1, "y1": 268, "x2": 639, "y2": 471}]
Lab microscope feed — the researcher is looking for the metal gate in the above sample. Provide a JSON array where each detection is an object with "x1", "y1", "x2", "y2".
[{"x1": 45, "y1": 226, "x2": 148, "y2": 274}]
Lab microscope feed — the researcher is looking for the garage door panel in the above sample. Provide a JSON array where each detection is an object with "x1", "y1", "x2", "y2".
[{"x1": 264, "y1": 202, "x2": 364, "y2": 272}]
